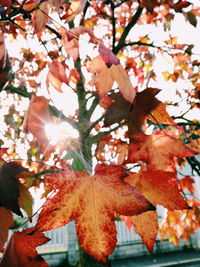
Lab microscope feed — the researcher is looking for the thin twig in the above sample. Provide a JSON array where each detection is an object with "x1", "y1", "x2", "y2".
[
  {"x1": 110, "y1": 0, "x2": 116, "y2": 51},
  {"x1": 92, "y1": 121, "x2": 126, "y2": 143},
  {"x1": 86, "y1": 114, "x2": 105, "y2": 136}
]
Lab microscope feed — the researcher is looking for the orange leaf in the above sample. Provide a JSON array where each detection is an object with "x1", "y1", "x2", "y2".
[
  {"x1": 69, "y1": 68, "x2": 80, "y2": 85},
  {"x1": 18, "y1": 183, "x2": 33, "y2": 219},
  {"x1": 131, "y1": 210, "x2": 158, "y2": 253},
  {"x1": 23, "y1": 2, "x2": 38, "y2": 11},
  {"x1": 140, "y1": 0, "x2": 160, "y2": 13},
  {"x1": 179, "y1": 176, "x2": 195, "y2": 194},
  {"x1": 0, "y1": 33, "x2": 6, "y2": 69},
  {"x1": 47, "y1": 60, "x2": 69, "y2": 92},
  {"x1": 87, "y1": 56, "x2": 136, "y2": 103},
  {"x1": 0, "y1": 228, "x2": 50, "y2": 267},
  {"x1": 36, "y1": 165, "x2": 154, "y2": 262},
  {"x1": 61, "y1": 26, "x2": 95, "y2": 61},
  {"x1": 22, "y1": 96, "x2": 53, "y2": 155},
  {"x1": 148, "y1": 102, "x2": 175, "y2": 125},
  {"x1": 125, "y1": 170, "x2": 189, "y2": 210},
  {"x1": 32, "y1": 3, "x2": 49, "y2": 38},
  {"x1": 127, "y1": 131, "x2": 196, "y2": 171},
  {"x1": 104, "y1": 88, "x2": 175, "y2": 133},
  {"x1": 0, "y1": 208, "x2": 14, "y2": 251}
]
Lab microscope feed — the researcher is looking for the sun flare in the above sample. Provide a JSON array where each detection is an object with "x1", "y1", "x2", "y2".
[{"x1": 44, "y1": 122, "x2": 79, "y2": 145}]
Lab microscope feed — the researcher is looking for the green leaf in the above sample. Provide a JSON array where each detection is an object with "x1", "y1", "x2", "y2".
[{"x1": 63, "y1": 150, "x2": 85, "y2": 171}]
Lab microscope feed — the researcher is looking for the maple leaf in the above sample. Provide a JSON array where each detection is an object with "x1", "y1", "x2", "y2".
[
  {"x1": 18, "y1": 183, "x2": 33, "y2": 219},
  {"x1": 98, "y1": 43, "x2": 120, "y2": 67},
  {"x1": 120, "y1": 210, "x2": 158, "y2": 253},
  {"x1": 140, "y1": 0, "x2": 160, "y2": 13},
  {"x1": 0, "y1": 33, "x2": 11, "y2": 89},
  {"x1": 0, "y1": 208, "x2": 14, "y2": 251},
  {"x1": 124, "y1": 169, "x2": 190, "y2": 252},
  {"x1": 22, "y1": 96, "x2": 54, "y2": 155},
  {"x1": 0, "y1": 228, "x2": 50, "y2": 267},
  {"x1": 126, "y1": 131, "x2": 196, "y2": 171},
  {"x1": 32, "y1": 3, "x2": 50, "y2": 38},
  {"x1": 87, "y1": 55, "x2": 136, "y2": 103},
  {"x1": 61, "y1": 0, "x2": 87, "y2": 22},
  {"x1": 104, "y1": 88, "x2": 175, "y2": 134},
  {"x1": 172, "y1": 0, "x2": 191, "y2": 12},
  {"x1": 36, "y1": 165, "x2": 154, "y2": 262},
  {"x1": 47, "y1": 60, "x2": 69, "y2": 92},
  {"x1": 125, "y1": 170, "x2": 189, "y2": 210},
  {"x1": 0, "y1": 33, "x2": 6, "y2": 70},
  {"x1": 0, "y1": 162, "x2": 27, "y2": 216},
  {"x1": 61, "y1": 26, "x2": 95, "y2": 61},
  {"x1": 179, "y1": 176, "x2": 195, "y2": 194},
  {"x1": 131, "y1": 210, "x2": 158, "y2": 253}
]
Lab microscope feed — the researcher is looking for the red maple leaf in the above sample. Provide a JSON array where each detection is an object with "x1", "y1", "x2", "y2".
[
  {"x1": 22, "y1": 96, "x2": 54, "y2": 155},
  {"x1": 0, "y1": 228, "x2": 50, "y2": 267},
  {"x1": 0, "y1": 208, "x2": 14, "y2": 252},
  {"x1": 104, "y1": 88, "x2": 175, "y2": 134},
  {"x1": 126, "y1": 131, "x2": 196, "y2": 171},
  {"x1": 125, "y1": 170, "x2": 189, "y2": 210},
  {"x1": 131, "y1": 210, "x2": 158, "y2": 253},
  {"x1": 36, "y1": 165, "x2": 154, "y2": 262},
  {"x1": 87, "y1": 55, "x2": 136, "y2": 103},
  {"x1": 47, "y1": 60, "x2": 69, "y2": 92},
  {"x1": 32, "y1": 3, "x2": 49, "y2": 39},
  {"x1": 121, "y1": 210, "x2": 158, "y2": 253},
  {"x1": 179, "y1": 176, "x2": 195, "y2": 194},
  {"x1": 140, "y1": 0, "x2": 160, "y2": 13},
  {"x1": 124, "y1": 170, "x2": 190, "y2": 252}
]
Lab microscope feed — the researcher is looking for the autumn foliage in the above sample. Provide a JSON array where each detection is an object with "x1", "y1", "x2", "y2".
[{"x1": 0, "y1": 0, "x2": 199, "y2": 266}]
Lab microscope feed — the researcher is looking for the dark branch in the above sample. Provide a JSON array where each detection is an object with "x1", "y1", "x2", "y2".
[
  {"x1": 113, "y1": 5, "x2": 143, "y2": 54},
  {"x1": 45, "y1": 25, "x2": 62, "y2": 39},
  {"x1": 122, "y1": 41, "x2": 200, "y2": 56},
  {"x1": 80, "y1": 1, "x2": 90, "y2": 25},
  {"x1": 86, "y1": 114, "x2": 105, "y2": 136},
  {"x1": 187, "y1": 156, "x2": 200, "y2": 176},
  {"x1": 110, "y1": 0, "x2": 116, "y2": 51},
  {"x1": 91, "y1": 122, "x2": 126, "y2": 143}
]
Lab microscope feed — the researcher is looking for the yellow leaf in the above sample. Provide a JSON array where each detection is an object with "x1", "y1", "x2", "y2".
[{"x1": 18, "y1": 183, "x2": 33, "y2": 219}]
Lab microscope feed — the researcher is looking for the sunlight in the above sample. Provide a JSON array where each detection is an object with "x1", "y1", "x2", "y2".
[{"x1": 44, "y1": 121, "x2": 79, "y2": 145}]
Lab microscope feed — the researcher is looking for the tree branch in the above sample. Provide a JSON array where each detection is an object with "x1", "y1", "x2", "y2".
[
  {"x1": 87, "y1": 94, "x2": 99, "y2": 119},
  {"x1": 48, "y1": 106, "x2": 78, "y2": 129},
  {"x1": 122, "y1": 41, "x2": 200, "y2": 56},
  {"x1": 4, "y1": 85, "x2": 32, "y2": 98},
  {"x1": 86, "y1": 114, "x2": 105, "y2": 136},
  {"x1": 113, "y1": 5, "x2": 143, "y2": 54},
  {"x1": 110, "y1": 0, "x2": 116, "y2": 51},
  {"x1": 115, "y1": 0, "x2": 133, "y2": 8},
  {"x1": 91, "y1": 122, "x2": 126, "y2": 143},
  {"x1": 80, "y1": 1, "x2": 90, "y2": 25},
  {"x1": 187, "y1": 156, "x2": 200, "y2": 176},
  {"x1": 45, "y1": 25, "x2": 62, "y2": 39}
]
